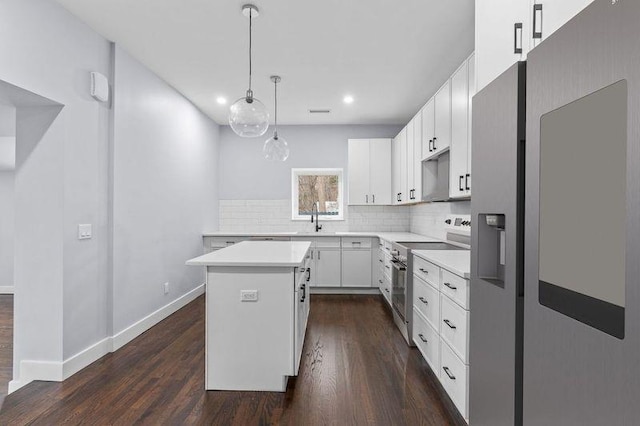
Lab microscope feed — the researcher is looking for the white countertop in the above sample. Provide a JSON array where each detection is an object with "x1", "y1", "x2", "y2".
[
  {"x1": 413, "y1": 249, "x2": 470, "y2": 279},
  {"x1": 186, "y1": 241, "x2": 311, "y2": 268},
  {"x1": 202, "y1": 231, "x2": 441, "y2": 244}
]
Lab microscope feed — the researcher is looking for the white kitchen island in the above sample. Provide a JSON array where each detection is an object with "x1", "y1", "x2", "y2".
[{"x1": 186, "y1": 241, "x2": 312, "y2": 392}]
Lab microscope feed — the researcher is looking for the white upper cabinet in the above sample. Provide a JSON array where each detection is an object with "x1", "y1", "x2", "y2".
[
  {"x1": 369, "y1": 139, "x2": 392, "y2": 205},
  {"x1": 450, "y1": 57, "x2": 472, "y2": 199},
  {"x1": 476, "y1": 0, "x2": 594, "y2": 92},
  {"x1": 423, "y1": 81, "x2": 452, "y2": 161},
  {"x1": 530, "y1": 0, "x2": 594, "y2": 49},
  {"x1": 475, "y1": 0, "x2": 530, "y2": 93},
  {"x1": 392, "y1": 133, "x2": 403, "y2": 205},
  {"x1": 405, "y1": 119, "x2": 415, "y2": 203},
  {"x1": 412, "y1": 111, "x2": 423, "y2": 202},
  {"x1": 348, "y1": 138, "x2": 392, "y2": 205},
  {"x1": 399, "y1": 128, "x2": 408, "y2": 204}
]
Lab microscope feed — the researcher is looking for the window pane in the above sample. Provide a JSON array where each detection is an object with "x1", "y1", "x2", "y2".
[{"x1": 298, "y1": 174, "x2": 340, "y2": 216}]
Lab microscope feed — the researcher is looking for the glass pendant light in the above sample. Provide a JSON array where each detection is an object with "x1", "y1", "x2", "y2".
[
  {"x1": 229, "y1": 4, "x2": 269, "y2": 138},
  {"x1": 263, "y1": 76, "x2": 290, "y2": 161}
]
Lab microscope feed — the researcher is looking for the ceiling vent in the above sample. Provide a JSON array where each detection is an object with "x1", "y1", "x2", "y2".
[{"x1": 308, "y1": 109, "x2": 331, "y2": 114}]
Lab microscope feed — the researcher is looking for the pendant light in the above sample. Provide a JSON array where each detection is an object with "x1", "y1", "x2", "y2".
[
  {"x1": 263, "y1": 76, "x2": 290, "y2": 162},
  {"x1": 229, "y1": 4, "x2": 269, "y2": 138}
]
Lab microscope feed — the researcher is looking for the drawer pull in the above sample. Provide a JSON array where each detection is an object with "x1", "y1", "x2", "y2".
[
  {"x1": 443, "y1": 366, "x2": 456, "y2": 380},
  {"x1": 419, "y1": 268, "x2": 429, "y2": 274},
  {"x1": 418, "y1": 296, "x2": 428, "y2": 305},
  {"x1": 379, "y1": 259, "x2": 383, "y2": 263},
  {"x1": 418, "y1": 334, "x2": 428, "y2": 343},
  {"x1": 379, "y1": 279, "x2": 383, "y2": 284},
  {"x1": 384, "y1": 288, "x2": 390, "y2": 293},
  {"x1": 385, "y1": 265, "x2": 390, "y2": 270},
  {"x1": 444, "y1": 282, "x2": 458, "y2": 290},
  {"x1": 444, "y1": 319, "x2": 457, "y2": 329}
]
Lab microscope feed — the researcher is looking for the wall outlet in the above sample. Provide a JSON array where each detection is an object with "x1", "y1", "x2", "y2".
[
  {"x1": 240, "y1": 290, "x2": 258, "y2": 302},
  {"x1": 163, "y1": 282, "x2": 169, "y2": 295},
  {"x1": 78, "y1": 224, "x2": 92, "y2": 240}
]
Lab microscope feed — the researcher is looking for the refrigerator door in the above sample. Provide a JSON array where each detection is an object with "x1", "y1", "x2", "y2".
[
  {"x1": 470, "y1": 62, "x2": 526, "y2": 426},
  {"x1": 525, "y1": 0, "x2": 640, "y2": 424}
]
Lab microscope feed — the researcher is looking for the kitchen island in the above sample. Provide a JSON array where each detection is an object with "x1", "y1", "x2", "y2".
[{"x1": 186, "y1": 241, "x2": 312, "y2": 392}]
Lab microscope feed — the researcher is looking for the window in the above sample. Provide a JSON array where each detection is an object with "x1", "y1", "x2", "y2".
[{"x1": 292, "y1": 168, "x2": 344, "y2": 221}]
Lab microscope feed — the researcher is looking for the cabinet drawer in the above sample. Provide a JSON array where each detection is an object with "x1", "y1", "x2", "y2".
[
  {"x1": 413, "y1": 275, "x2": 440, "y2": 330},
  {"x1": 207, "y1": 236, "x2": 248, "y2": 249},
  {"x1": 413, "y1": 308, "x2": 440, "y2": 377},
  {"x1": 383, "y1": 254, "x2": 392, "y2": 280},
  {"x1": 441, "y1": 269, "x2": 470, "y2": 310},
  {"x1": 315, "y1": 237, "x2": 341, "y2": 248},
  {"x1": 382, "y1": 239, "x2": 392, "y2": 253},
  {"x1": 377, "y1": 249, "x2": 385, "y2": 267},
  {"x1": 440, "y1": 339, "x2": 469, "y2": 420},
  {"x1": 413, "y1": 255, "x2": 440, "y2": 288},
  {"x1": 380, "y1": 275, "x2": 392, "y2": 304},
  {"x1": 342, "y1": 237, "x2": 372, "y2": 249},
  {"x1": 440, "y1": 294, "x2": 470, "y2": 364}
]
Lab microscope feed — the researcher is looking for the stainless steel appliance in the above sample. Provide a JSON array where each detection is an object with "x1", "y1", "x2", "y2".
[
  {"x1": 390, "y1": 216, "x2": 471, "y2": 344},
  {"x1": 471, "y1": 1, "x2": 640, "y2": 424}
]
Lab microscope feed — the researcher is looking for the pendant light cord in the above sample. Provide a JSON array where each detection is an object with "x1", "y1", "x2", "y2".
[
  {"x1": 248, "y1": 8, "x2": 252, "y2": 93},
  {"x1": 274, "y1": 78, "x2": 278, "y2": 137}
]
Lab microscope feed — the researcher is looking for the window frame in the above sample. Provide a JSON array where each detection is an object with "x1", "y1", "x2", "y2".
[{"x1": 291, "y1": 168, "x2": 345, "y2": 221}]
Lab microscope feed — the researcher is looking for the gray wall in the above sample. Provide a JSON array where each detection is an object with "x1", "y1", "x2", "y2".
[
  {"x1": 112, "y1": 46, "x2": 220, "y2": 335},
  {"x1": 218, "y1": 125, "x2": 402, "y2": 200},
  {"x1": 0, "y1": 171, "x2": 14, "y2": 289}
]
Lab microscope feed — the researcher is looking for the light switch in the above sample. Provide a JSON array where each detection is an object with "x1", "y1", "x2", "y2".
[
  {"x1": 240, "y1": 290, "x2": 258, "y2": 302},
  {"x1": 78, "y1": 224, "x2": 92, "y2": 240}
]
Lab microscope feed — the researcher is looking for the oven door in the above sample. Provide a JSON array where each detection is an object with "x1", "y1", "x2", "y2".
[{"x1": 391, "y1": 259, "x2": 407, "y2": 322}]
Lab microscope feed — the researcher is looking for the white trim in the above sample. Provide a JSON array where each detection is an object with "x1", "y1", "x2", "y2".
[
  {"x1": 111, "y1": 283, "x2": 204, "y2": 351},
  {"x1": 309, "y1": 287, "x2": 380, "y2": 295},
  {"x1": 8, "y1": 284, "x2": 205, "y2": 394},
  {"x1": 291, "y1": 168, "x2": 345, "y2": 221},
  {"x1": 0, "y1": 286, "x2": 14, "y2": 294}
]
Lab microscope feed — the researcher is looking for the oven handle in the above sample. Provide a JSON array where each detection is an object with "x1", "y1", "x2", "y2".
[{"x1": 391, "y1": 259, "x2": 406, "y2": 272}]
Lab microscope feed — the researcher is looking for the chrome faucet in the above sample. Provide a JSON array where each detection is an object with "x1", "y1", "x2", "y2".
[{"x1": 311, "y1": 202, "x2": 323, "y2": 233}]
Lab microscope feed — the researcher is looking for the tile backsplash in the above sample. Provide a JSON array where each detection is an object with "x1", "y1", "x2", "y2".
[
  {"x1": 219, "y1": 199, "x2": 471, "y2": 237},
  {"x1": 409, "y1": 200, "x2": 471, "y2": 239},
  {"x1": 219, "y1": 200, "x2": 410, "y2": 233}
]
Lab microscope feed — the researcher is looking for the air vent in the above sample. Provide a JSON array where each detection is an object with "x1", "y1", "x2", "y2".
[{"x1": 309, "y1": 109, "x2": 331, "y2": 114}]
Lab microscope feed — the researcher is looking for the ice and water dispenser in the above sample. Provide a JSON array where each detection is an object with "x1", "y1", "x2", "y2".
[{"x1": 477, "y1": 214, "x2": 506, "y2": 287}]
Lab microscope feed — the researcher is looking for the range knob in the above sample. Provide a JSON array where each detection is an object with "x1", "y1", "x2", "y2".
[{"x1": 445, "y1": 219, "x2": 452, "y2": 224}]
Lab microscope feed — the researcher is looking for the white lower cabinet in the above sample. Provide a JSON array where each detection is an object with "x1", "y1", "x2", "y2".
[
  {"x1": 412, "y1": 254, "x2": 470, "y2": 422},
  {"x1": 315, "y1": 249, "x2": 341, "y2": 287}
]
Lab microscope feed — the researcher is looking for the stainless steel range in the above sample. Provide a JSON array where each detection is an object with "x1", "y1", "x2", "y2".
[{"x1": 391, "y1": 215, "x2": 471, "y2": 344}]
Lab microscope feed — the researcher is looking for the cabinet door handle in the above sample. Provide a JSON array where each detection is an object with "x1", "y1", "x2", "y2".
[
  {"x1": 514, "y1": 23, "x2": 523, "y2": 54},
  {"x1": 300, "y1": 283, "x2": 306, "y2": 302},
  {"x1": 306, "y1": 268, "x2": 311, "y2": 282},
  {"x1": 444, "y1": 319, "x2": 457, "y2": 329},
  {"x1": 418, "y1": 334, "x2": 428, "y2": 343},
  {"x1": 533, "y1": 4, "x2": 543, "y2": 39},
  {"x1": 366, "y1": 194, "x2": 369, "y2": 204},
  {"x1": 399, "y1": 192, "x2": 402, "y2": 202},
  {"x1": 459, "y1": 176, "x2": 464, "y2": 192},
  {"x1": 432, "y1": 137, "x2": 437, "y2": 151},
  {"x1": 465, "y1": 174, "x2": 470, "y2": 191},
  {"x1": 443, "y1": 366, "x2": 456, "y2": 380},
  {"x1": 311, "y1": 250, "x2": 314, "y2": 260},
  {"x1": 419, "y1": 268, "x2": 428, "y2": 274},
  {"x1": 318, "y1": 250, "x2": 320, "y2": 260},
  {"x1": 429, "y1": 139, "x2": 433, "y2": 152},
  {"x1": 444, "y1": 282, "x2": 458, "y2": 291},
  {"x1": 372, "y1": 194, "x2": 375, "y2": 204},
  {"x1": 418, "y1": 296, "x2": 428, "y2": 305}
]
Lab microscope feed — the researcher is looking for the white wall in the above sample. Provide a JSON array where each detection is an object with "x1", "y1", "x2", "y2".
[
  {"x1": 0, "y1": 171, "x2": 14, "y2": 290},
  {"x1": 111, "y1": 46, "x2": 219, "y2": 335},
  {"x1": 219, "y1": 125, "x2": 402, "y2": 200}
]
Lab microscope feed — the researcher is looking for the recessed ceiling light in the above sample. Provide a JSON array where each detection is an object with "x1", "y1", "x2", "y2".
[
  {"x1": 216, "y1": 96, "x2": 227, "y2": 105},
  {"x1": 343, "y1": 95, "x2": 354, "y2": 104}
]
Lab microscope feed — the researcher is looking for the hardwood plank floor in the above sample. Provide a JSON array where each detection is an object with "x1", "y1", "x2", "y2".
[
  {"x1": 0, "y1": 295, "x2": 13, "y2": 410},
  {"x1": 0, "y1": 295, "x2": 455, "y2": 425}
]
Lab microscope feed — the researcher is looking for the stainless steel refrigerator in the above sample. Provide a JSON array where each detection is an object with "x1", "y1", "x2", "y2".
[{"x1": 470, "y1": 0, "x2": 640, "y2": 424}]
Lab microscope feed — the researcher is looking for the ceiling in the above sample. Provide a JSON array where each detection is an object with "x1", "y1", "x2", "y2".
[{"x1": 57, "y1": 0, "x2": 474, "y2": 125}]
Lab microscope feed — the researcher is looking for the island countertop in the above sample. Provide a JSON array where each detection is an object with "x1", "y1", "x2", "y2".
[{"x1": 186, "y1": 241, "x2": 311, "y2": 268}]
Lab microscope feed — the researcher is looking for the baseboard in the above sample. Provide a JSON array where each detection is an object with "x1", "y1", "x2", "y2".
[
  {"x1": 111, "y1": 283, "x2": 204, "y2": 351},
  {"x1": 8, "y1": 284, "x2": 205, "y2": 394},
  {"x1": 0, "y1": 286, "x2": 14, "y2": 294},
  {"x1": 310, "y1": 287, "x2": 380, "y2": 295}
]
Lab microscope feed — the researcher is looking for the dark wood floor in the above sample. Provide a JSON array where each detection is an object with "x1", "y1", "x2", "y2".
[
  {"x1": 0, "y1": 294, "x2": 454, "y2": 425},
  {"x1": 0, "y1": 295, "x2": 13, "y2": 410}
]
